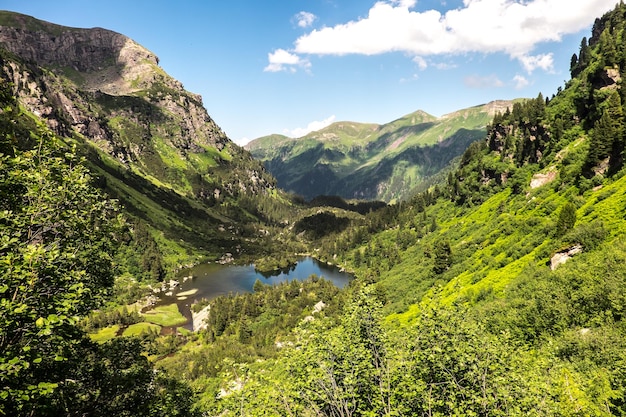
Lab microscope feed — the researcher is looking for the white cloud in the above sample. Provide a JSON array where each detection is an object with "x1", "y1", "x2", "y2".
[
  {"x1": 264, "y1": 48, "x2": 311, "y2": 73},
  {"x1": 464, "y1": 74, "x2": 504, "y2": 89},
  {"x1": 286, "y1": 115, "x2": 336, "y2": 138},
  {"x1": 295, "y1": 11, "x2": 317, "y2": 28},
  {"x1": 516, "y1": 53, "x2": 554, "y2": 73},
  {"x1": 434, "y1": 61, "x2": 457, "y2": 70},
  {"x1": 513, "y1": 74, "x2": 530, "y2": 90},
  {"x1": 273, "y1": 0, "x2": 616, "y2": 73},
  {"x1": 234, "y1": 136, "x2": 251, "y2": 146},
  {"x1": 413, "y1": 56, "x2": 428, "y2": 70}
]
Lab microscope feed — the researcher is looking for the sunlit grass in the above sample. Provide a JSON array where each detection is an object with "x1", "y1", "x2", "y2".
[
  {"x1": 123, "y1": 322, "x2": 162, "y2": 337},
  {"x1": 89, "y1": 325, "x2": 120, "y2": 343},
  {"x1": 141, "y1": 303, "x2": 187, "y2": 327}
]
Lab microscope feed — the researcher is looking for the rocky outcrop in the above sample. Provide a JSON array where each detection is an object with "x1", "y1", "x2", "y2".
[
  {"x1": 595, "y1": 67, "x2": 621, "y2": 90},
  {"x1": 0, "y1": 11, "x2": 232, "y2": 180},
  {"x1": 530, "y1": 169, "x2": 557, "y2": 189},
  {"x1": 550, "y1": 245, "x2": 583, "y2": 270},
  {"x1": 0, "y1": 11, "x2": 159, "y2": 95}
]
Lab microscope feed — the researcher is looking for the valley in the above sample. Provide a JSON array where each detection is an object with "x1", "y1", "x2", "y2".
[
  {"x1": 3, "y1": 4, "x2": 626, "y2": 416},
  {"x1": 247, "y1": 101, "x2": 513, "y2": 202}
]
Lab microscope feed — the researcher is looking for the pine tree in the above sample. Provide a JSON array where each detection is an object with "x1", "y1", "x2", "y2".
[
  {"x1": 599, "y1": 28, "x2": 618, "y2": 67},
  {"x1": 579, "y1": 37, "x2": 591, "y2": 71},
  {"x1": 432, "y1": 239, "x2": 452, "y2": 274},
  {"x1": 589, "y1": 110, "x2": 616, "y2": 167},
  {"x1": 587, "y1": 90, "x2": 624, "y2": 168},
  {"x1": 556, "y1": 202, "x2": 577, "y2": 236}
]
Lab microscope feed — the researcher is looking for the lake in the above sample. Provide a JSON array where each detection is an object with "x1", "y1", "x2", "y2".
[{"x1": 155, "y1": 257, "x2": 352, "y2": 330}]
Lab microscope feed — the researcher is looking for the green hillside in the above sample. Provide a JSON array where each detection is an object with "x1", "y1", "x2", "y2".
[
  {"x1": 162, "y1": 3, "x2": 626, "y2": 415},
  {"x1": 0, "y1": 12, "x2": 298, "y2": 275},
  {"x1": 8, "y1": 3, "x2": 626, "y2": 416},
  {"x1": 247, "y1": 102, "x2": 511, "y2": 201}
]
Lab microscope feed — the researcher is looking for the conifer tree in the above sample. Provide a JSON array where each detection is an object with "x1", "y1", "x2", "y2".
[
  {"x1": 599, "y1": 28, "x2": 618, "y2": 67},
  {"x1": 579, "y1": 37, "x2": 591, "y2": 71},
  {"x1": 556, "y1": 202, "x2": 577, "y2": 236},
  {"x1": 587, "y1": 90, "x2": 624, "y2": 168}
]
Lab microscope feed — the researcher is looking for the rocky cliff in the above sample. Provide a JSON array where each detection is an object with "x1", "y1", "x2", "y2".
[
  {"x1": 0, "y1": 11, "x2": 273, "y2": 198},
  {"x1": 0, "y1": 13, "x2": 156, "y2": 87},
  {"x1": 0, "y1": 10, "x2": 280, "y2": 259}
]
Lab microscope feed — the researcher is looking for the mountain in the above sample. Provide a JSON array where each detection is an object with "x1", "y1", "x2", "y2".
[
  {"x1": 246, "y1": 101, "x2": 513, "y2": 202},
  {"x1": 158, "y1": 3, "x2": 626, "y2": 415},
  {"x1": 0, "y1": 11, "x2": 286, "y2": 267},
  {"x1": 7, "y1": 3, "x2": 626, "y2": 416}
]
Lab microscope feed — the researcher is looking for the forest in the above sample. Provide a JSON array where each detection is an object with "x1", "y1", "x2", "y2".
[{"x1": 4, "y1": 2, "x2": 626, "y2": 416}]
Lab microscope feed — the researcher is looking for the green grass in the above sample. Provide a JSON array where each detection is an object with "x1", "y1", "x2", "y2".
[
  {"x1": 0, "y1": 11, "x2": 73, "y2": 36},
  {"x1": 154, "y1": 137, "x2": 188, "y2": 170},
  {"x1": 123, "y1": 322, "x2": 162, "y2": 337},
  {"x1": 177, "y1": 327, "x2": 193, "y2": 336},
  {"x1": 89, "y1": 325, "x2": 120, "y2": 343},
  {"x1": 380, "y1": 153, "x2": 626, "y2": 324},
  {"x1": 141, "y1": 303, "x2": 187, "y2": 327}
]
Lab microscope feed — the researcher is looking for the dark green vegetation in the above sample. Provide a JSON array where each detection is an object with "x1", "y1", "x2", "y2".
[
  {"x1": 6, "y1": 3, "x2": 626, "y2": 416},
  {"x1": 0, "y1": 78, "x2": 198, "y2": 415},
  {"x1": 247, "y1": 102, "x2": 510, "y2": 202}
]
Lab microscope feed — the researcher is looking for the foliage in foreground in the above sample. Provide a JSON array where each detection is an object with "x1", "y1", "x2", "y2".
[
  {"x1": 6, "y1": 3, "x2": 626, "y2": 416},
  {"x1": 0, "y1": 79, "x2": 198, "y2": 416}
]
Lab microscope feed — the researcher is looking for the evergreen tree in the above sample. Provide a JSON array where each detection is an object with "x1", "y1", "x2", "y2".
[
  {"x1": 586, "y1": 90, "x2": 624, "y2": 168},
  {"x1": 588, "y1": 110, "x2": 615, "y2": 167},
  {"x1": 432, "y1": 239, "x2": 452, "y2": 274},
  {"x1": 556, "y1": 202, "x2": 577, "y2": 236},
  {"x1": 579, "y1": 37, "x2": 591, "y2": 71},
  {"x1": 599, "y1": 28, "x2": 618, "y2": 67},
  {"x1": 570, "y1": 53, "x2": 580, "y2": 77}
]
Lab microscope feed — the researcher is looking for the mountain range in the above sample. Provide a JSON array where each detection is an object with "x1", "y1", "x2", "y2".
[{"x1": 247, "y1": 100, "x2": 513, "y2": 202}]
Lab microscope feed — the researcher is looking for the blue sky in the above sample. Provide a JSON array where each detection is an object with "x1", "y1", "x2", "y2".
[{"x1": 1, "y1": 0, "x2": 618, "y2": 145}]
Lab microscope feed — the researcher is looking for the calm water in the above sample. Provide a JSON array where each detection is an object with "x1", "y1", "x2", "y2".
[{"x1": 156, "y1": 257, "x2": 352, "y2": 330}]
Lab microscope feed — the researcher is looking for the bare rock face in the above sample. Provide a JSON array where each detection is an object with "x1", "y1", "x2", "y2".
[
  {"x1": 530, "y1": 169, "x2": 557, "y2": 189},
  {"x1": 0, "y1": 11, "x2": 231, "y2": 175},
  {"x1": 0, "y1": 12, "x2": 159, "y2": 95},
  {"x1": 596, "y1": 67, "x2": 621, "y2": 90},
  {"x1": 550, "y1": 245, "x2": 583, "y2": 270}
]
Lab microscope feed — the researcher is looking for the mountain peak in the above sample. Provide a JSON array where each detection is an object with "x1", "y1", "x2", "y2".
[
  {"x1": 440, "y1": 100, "x2": 516, "y2": 120},
  {"x1": 0, "y1": 10, "x2": 163, "y2": 96},
  {"x1": 248, "y1": 102, "x2": 509, "y2": 201}
]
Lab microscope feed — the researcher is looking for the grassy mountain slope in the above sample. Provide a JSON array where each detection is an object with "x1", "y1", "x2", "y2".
[
  {"x1": 9, "y1": 3, "x2": 626, "y2": 414},
  {"x1": 247, "y1": 101, "x2": 512, "y2": 201},
  {"x1": 0, "y1": 11, "x2": 295, "y2": 271}
]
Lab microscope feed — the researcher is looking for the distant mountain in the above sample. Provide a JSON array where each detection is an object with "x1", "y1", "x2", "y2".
[
  {"x1": 246, "y1": 102, "x2": 514, "y2": 201},
  {"x1": 0, "y1": 11, "x2": 283, "y2": 264}
]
